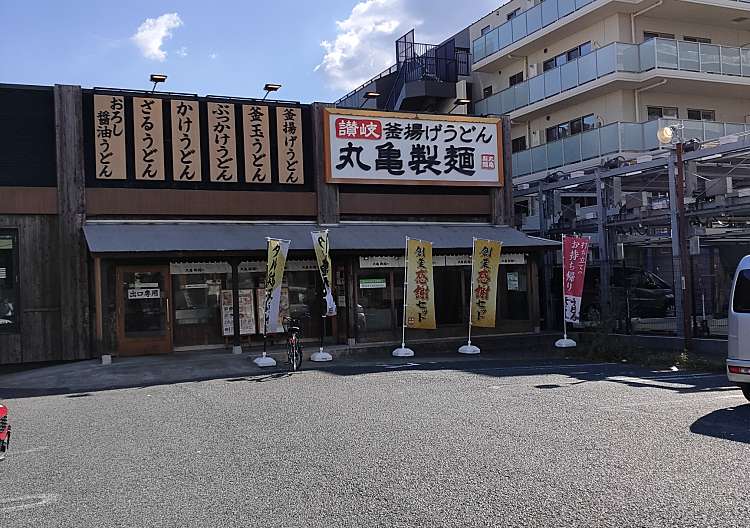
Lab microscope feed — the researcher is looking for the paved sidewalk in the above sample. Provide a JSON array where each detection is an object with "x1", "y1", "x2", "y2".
[{"x1": 0, "y1": 345, "x2": 568, "y2": 398}]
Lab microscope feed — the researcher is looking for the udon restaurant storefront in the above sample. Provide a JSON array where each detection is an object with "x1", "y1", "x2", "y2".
[{"x1": 0, "y1": 83, "x2": 555, "y2": 364}]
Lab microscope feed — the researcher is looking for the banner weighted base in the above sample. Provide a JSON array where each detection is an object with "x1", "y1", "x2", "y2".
[
  {"x1": 458, "y1": 344, "x2": 480, "y2": 355},
  {"x1": 392, "y1": 347, "x2": 414, "y2": 357},
  {"x1": 232, "y1": 345, "x2": 243, "y2": 355},
  {"x1": 253, "y1": 355, "x2": 277, "y2": 367},
  {"x1": 310, "y1": 350, "x2": 333, "y2": 362},
  {"x1": 555, "y1": 338, "x2": 577, "y2": 348}
]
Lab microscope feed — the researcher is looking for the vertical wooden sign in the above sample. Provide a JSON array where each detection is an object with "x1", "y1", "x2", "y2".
[
  {"x1": 242, "y1": 104, "x2": 272, "y2": 184},
  {"x1": 171, "y1": 99, "x2": 201, "y2": 182},
  {"x1": 133, "y1": 97, "x2": 165, "y2": 180},
  {"x1": 93, "y1": 94, "x2": 126, "y2": 180},
  {"x1": 276, "y1": 106, "x2": 304, "y2": 185},
  {"x1": 207, "y1": 102, "x2": 238, "y2": 183}
]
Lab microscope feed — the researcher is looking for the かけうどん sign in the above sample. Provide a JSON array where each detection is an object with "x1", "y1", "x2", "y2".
[{"x1": 324, "y1": 108, "x2": 503, "y2": 186}]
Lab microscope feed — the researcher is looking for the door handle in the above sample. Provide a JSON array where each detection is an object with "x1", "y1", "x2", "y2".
[{"x1": 166, "y1": 297, "x2": 171, "y2": 326}]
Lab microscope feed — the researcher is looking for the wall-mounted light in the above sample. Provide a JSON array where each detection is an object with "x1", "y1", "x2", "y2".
[
  {"x1": 262, "y1": 83, "x2": 282, "y2": 100},
  {"x1": 149, "y1": 73, "x2": 167, "y2": 93}
]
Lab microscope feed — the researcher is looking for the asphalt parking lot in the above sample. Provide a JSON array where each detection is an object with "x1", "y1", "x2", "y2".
[{"x1": 1, "y1": 358, "x2": 748, "y2": 527}]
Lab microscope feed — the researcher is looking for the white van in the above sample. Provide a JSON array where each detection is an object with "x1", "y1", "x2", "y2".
[{"x1": 728, "y1": 255, "x2": 750, "y2": 401}]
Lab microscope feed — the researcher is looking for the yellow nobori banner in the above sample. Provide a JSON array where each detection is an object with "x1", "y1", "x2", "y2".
[
  {"x1": 405, "y1": 238, "x2": 436, "y2": 329},
  {"x1": 470, "y1": 239, "x2": 502, "y2": 328},
  {"x1": 264, "y1": 238, "x2": 290, "y2": 334}
]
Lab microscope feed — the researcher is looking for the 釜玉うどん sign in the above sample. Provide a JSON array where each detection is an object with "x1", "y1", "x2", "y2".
[{"x1": 324, "y1": 108, "x2": 503, "y2": 186}]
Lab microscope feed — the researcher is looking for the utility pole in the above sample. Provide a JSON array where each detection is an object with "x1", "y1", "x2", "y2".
[{"x1": 673, "y1": 143, "x2": 694, "y2": 347}]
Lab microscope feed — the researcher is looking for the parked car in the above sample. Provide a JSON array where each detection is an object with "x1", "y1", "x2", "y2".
[
  {"x1": 554, "y1": 266, "x2": 675, "y2": 324},
  {"x1": 0, "y1": 403, "x2": 9, "y2": 460},
  {"x1": 727, "y1": 255, "x2": 750, "y2": 401}
]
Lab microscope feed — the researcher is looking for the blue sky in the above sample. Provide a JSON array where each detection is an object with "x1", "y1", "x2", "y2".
[{"x1": 1, "y1": 1, "x2": 498, "y2": 102}]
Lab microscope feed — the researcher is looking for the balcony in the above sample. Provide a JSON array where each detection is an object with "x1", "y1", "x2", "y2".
[
  {"x1": 512, "y1": 118, "x2": 750, "y2": 179},
  {"x1": 475, "y1": 38, "x2": 750, "y2": 118},
  {"x1": 472, "y1": 0, "x2": 750, "y2": 66}
]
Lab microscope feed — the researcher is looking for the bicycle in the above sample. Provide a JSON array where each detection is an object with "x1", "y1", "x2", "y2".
[{"x1": 283, "y1": 317, "x2": 304, "y2": 372}]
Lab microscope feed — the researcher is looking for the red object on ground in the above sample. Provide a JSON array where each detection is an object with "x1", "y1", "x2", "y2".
[{"x1": 0, "y1": 403, "x2": 10, "y2": 458}]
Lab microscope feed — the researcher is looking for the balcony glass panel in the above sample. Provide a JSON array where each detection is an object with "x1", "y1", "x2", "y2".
[
  {"x1": 682, "y1": 120, "x2": 705, "y2": 141},
  {"x1": 742, "y1": 49, "x2": 750, "y2": 76},
  {"x1": 580, "y1": 129, "x2": 600, "y2": 160},
  {"x1": 617, "y1": 43, "x2": 640, "y2": 72},
  {"x1": 620, "y1": 123, "x2": 643, "y2": 151},
  {"x1": 575, "y1": 0, "x2": 594, "y2": 7},
  {"x1": 526, "y1": 5, "x2": 542, "y2": 34},
  {"x1": 725, "y1": 123, "x2": 746, "y2": 136},
  {"x1": 501, "y1": 87, "x2": 516, "y2": 113},
  {"x1": 529, "y1": 75, "x2": 545, "y2": 103},
  {"x1": 563, "y1": 135, "x2": 582, "y2": 165},
  {"x1": 677, "y1": 41, "x2": 699, "y2": 71},
  {"x1": 544, "y1": 68, "x2": 562, "y2": 96},
  {"x1": 560, "y1": 61, "x2": 579, "y2": 91},
  {"x1": 486, "y1": 94, "x2": 501, "y2": 115},
  {"x1": 542, "y1": 0, "x2": 559, "y2": 27},
  {"x1": 473, "y1": 37, "x2": 486, "y2": 62},
  {"x1": 512, "y1": 13, "x2": 528, "y2": 41},
  {"x1": 485, "y1": 28, "x2": 500, "y2": 57},
  {"x1": 498, "y1": 22, "x2": 513, "y2": 50},
  {"x1": 531, "y1": 144, "x2": 548, "y2": 173},
  {"x1": 577, "y1": 51, "x2": 597, "y2": 84},
  {"x1": 599, "y1": 123, "x2": 620, "y2": 155},
  {"x1": 559, "y1": 0, "x2": 575, "y2": 17},
  {"x1": 642, "y1": 120, "x2": 660, "y2": 150},
  {"x1": 655, "y1": 39, "x2": 678, "y2": 69},
  {"x1": 595, "y1": 44, "x2": 616, "y2": 75},
  {"x1": 515, "y1": 82, "x2": 530, "y2": 108},
  {"x1": 474, "y1": 98, "x2": 487, "y2": 116},
  {"x1": 700, "y1": 44, "x2": 721, "y2": 73},
  {"x1": 547, "y1": 140, "x2": 564, "y2": 169},
  {"x1": 722, "y1": 47, "x2": 741, "y2": 76},
  {"x1": 639, "y1": 38, "x2": 656, "y2": 70},
  {"x1": 514, "y1": 150, "x2": 532, "y2": 176},
  {"x1": 704, "y1": 121, "x2": 725, "y2": 139}
]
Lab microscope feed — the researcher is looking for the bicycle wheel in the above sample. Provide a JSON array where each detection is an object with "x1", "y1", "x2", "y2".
[{"x1": 293, "y1": 342, "x2": 303, "y2": 371}]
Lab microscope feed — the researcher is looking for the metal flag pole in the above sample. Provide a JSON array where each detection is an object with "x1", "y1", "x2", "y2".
[
  {"x1": 311, "y1": 230, "x2": 333, "y2": 362},
  {"x1": 459, "y1": 237, "x2": 480, "y2": 354},
  {"x1": 393, "y1": 236, "x2": 414, "y2": 357},
  {"x1": 556, "y1": 234, "x2": 576, "y2": 348}
]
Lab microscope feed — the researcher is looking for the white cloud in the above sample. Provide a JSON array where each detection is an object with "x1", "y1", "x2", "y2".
[
  {"x1": 131, "y1": 13, "x2": 183, "y2": 61},
  {"x1": 316, "y1": 0, "x2": 498, "y2": 92},
  {"x1": 209, "y1": 52, "x2": 218, "y2": 60},
  {"x1": 176, "y1": 46, "x2": 188, "y2": 57}
]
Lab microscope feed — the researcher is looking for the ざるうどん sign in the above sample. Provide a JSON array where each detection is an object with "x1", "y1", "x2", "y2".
[{"x1": 324, "y1": 108, "x2": 503, "y2": 186}]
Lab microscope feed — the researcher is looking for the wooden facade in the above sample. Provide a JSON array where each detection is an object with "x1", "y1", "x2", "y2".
[{"x1": 0, "y1": 83, "x2": 539, "y2": 365}]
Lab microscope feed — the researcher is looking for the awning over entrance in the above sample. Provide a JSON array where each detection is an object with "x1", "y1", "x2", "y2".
[{"x1": 83, "y1": 222, "x2": 558, "y2": 254}]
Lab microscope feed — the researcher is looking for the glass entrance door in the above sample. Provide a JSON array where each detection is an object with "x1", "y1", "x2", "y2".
[{"x1": 116, "y1": 266, "x2": 172, "y2": 355}]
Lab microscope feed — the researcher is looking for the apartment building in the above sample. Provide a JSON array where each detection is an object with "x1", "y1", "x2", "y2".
[{"x1": 469, "y1": 0, "x2": 750, "y2": 183}]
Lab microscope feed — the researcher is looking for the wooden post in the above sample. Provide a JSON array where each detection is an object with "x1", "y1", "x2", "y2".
[
  {"x1": 231, "y1": 259, "x2": 242, "y2": 354},
  {"x1": 94, "y1": 256, "x2": 103, "y2": 353},
  {"x1": 311, "y1": 103, "x2": 339, "y2": 225},
  {"x1": 491, "y1": 116, "x2": 513, "y2": 226},
  {"x1": 528, "y1": 254, "x2": 541, "y2": 333},
  {"x1": 54, "y1": 84, "x2": 90, "y2": 360}
]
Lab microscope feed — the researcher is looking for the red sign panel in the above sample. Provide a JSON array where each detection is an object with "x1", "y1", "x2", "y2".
[
  {"x1": 335, "y1": 118, "x2": 382, "y2": 140},
  {"x1": 562, "y1": 235, "x2": 590, "y2": 323}
]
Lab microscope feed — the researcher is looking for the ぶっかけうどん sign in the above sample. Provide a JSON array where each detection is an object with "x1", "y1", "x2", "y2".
[{"x1": 324, "y1": 108, "x2": 503, "y2": 187}]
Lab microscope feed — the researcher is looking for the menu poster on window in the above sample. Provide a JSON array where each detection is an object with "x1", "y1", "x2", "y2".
[{"x1": 220, "y1": 290, "x2": 256, "y2": 336}]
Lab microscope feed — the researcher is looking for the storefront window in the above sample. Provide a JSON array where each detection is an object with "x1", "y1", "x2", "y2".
[
  {"x1": 357, "y1": 271, "x2": 395, "y2": 341},
  {"x1": 172, "y1": 271, "x2": 229, "y2": 347},
  {"x1": 0, "y1": 230, "x2": 18, "y2": 333}
]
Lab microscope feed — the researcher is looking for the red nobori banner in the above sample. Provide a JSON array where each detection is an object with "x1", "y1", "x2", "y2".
[
  {"x1": 324, "y1": 108, "x2": 503, "y2": 187},
  {"x1": 562, "y1": 235, "x2": 590, "y2": 323}
]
